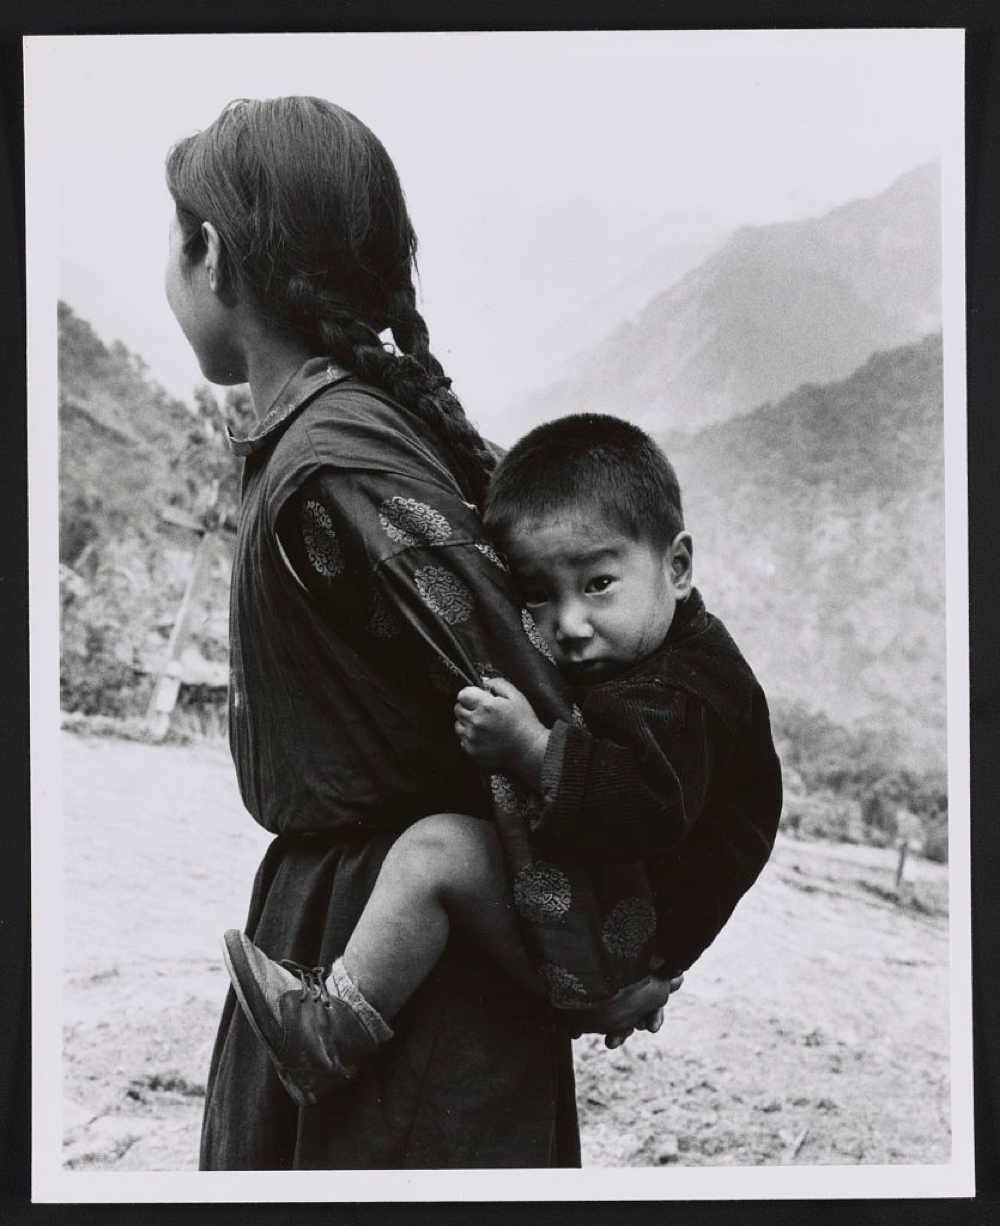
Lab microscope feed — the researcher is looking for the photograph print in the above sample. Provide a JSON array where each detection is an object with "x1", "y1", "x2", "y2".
[{"x1": 25, "y1": 28, "x2": 971, "y2": 1201}]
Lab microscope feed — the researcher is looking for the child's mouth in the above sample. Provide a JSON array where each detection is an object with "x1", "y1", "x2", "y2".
[{"x1": 562, "y1": 657, "x2": 607, "y2": 680}]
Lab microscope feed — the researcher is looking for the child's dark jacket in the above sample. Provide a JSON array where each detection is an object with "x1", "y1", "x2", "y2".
[{"x1": 536, "y1": 589, "x2": 783, "y2": 976}]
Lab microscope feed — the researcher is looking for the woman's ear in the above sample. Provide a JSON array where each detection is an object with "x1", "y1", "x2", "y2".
[
  {"x1": 201, "y1": 221, "x2": 226, "y2": 294},
  {"x1": 668, "y1": 532, "x2": 694, "y2": 597}
]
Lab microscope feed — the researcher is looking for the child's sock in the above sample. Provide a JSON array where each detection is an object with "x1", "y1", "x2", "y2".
[{"x1": 326, "y1": 956, "x2": 394, "y2": 1044}]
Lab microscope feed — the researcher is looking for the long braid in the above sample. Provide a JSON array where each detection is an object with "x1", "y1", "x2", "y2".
[
  {"x1": 285, "y1": 273, "x2": 497, "y2": 507},
  {"x1": 385, "y1": 281, "x2": 499, "y2": 504}
]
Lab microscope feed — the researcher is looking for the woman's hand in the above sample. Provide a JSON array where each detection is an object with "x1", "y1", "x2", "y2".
[
  {"x1": 562, "y1": 972, "x2": 683, "y2": 1048},
  {"x1": 455, "y1": 677, "x2": 550, "y2": 779}
]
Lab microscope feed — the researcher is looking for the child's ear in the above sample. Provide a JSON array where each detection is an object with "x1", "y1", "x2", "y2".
[{"x1": 668, "y1": 532, "x2": 693, "y2": 596}]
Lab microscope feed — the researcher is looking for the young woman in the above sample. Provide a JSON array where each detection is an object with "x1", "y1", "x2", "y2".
[{"x1": 165, "y1": 96, "x2": 678, "y2": 1169}]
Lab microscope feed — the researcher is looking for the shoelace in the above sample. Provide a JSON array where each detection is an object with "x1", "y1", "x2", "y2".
[{"x1": 279, "y1": 961, "x2": 333, "y2": 1009}]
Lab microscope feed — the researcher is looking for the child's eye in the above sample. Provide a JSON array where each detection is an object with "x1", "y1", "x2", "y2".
[{"x1": 586, "y1": 576, "x2": 616, "y2": 594}]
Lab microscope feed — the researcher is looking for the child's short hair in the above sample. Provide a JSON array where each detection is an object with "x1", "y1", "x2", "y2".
[{"x1": 484, "y1": 413, "x2": 684, "y2": 549}]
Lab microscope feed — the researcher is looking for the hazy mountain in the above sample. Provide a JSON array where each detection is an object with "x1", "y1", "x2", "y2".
[
  {"x1": 672, "y1": 333, "x2": 945, "y2": 769},
  {"x1": 533, "y1": 233, "x2": 724, "y2": 380},
  {"x1": 512, "y1": 162, "x2": 940, "y2": 438}
]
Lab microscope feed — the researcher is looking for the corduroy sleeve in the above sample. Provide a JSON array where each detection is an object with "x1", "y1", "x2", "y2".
[{"x1": 535, "y1": 679, "x2": 714, "y2": 858}]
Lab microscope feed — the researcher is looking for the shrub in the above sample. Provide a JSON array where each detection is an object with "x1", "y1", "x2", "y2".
[
  {"x1": 60, "y1": 623, "x2": 148, "y2": 719},
  {"x1": 771, "y1": 700, "x2": 948, "y2": 858},
  {"x1": 782, "y1": 790, "x2": 864, "y2": 845},
  {"x1": 921, "y1": 813, "x2": 949, "y2": 864}
]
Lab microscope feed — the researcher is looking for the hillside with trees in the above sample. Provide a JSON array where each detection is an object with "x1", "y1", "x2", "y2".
[
  {"x1": 670, "y1": 335, "x2": 947, "y2": 853},
  {"x1": 58, "y1": 302, "x2": 245, "y2": 717},
  {"x1": 674, "y1": 333, "x2": 944, "y2": 761}
]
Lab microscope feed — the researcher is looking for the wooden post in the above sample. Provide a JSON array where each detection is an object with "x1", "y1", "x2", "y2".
[
  {"x1": 895, "y1": 840, "x2": 909, "y2": 893},
  {"x1": 145, "y1": 529, "x2": 215, "y2": 739},
  {"x1": 146, "y1": 461, "x2": 237, "y2": 740},
  {"x1": 893, "y1": 808, "x2": 922, "y2": 902}
]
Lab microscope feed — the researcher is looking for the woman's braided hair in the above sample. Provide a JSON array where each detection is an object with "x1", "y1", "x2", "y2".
[{"x1": 165, "y1": 97, "x2": 497, "y2": 506}]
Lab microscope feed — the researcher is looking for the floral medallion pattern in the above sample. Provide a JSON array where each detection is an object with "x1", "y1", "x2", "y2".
[
  {"x1": 365, "y1": 584, "x2": 403, "y2": 639},
  {"x1": 513, "y1": 862, "x2": 573, "y2": 923},
  {"x1": 300, "y1": 499, "x2": 345, "y2": 577},
  {"x1": 378, "y1": 496, "x2": 452, "y2": 548},
  {"x1": 414, "y1": 566, "x2": 474, "y2": 625},
  {"x1": 537, "y1": 962, "x2": 589, "y2": 1007},
  {"x1": 489, "y1": 773, "x2": 517, "y2": 814},
  {"x1": 601, "y1": 895, "x2": 658, "y2": 958}
]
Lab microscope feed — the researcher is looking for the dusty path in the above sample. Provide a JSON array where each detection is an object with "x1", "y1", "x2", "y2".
[{"x1": 55, "y1": 733, "x2": 951, "y2": 1171}]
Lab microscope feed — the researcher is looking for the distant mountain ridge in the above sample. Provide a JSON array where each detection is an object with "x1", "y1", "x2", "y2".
[
  {"x1": 535, "y1": 233, "x2": 724, "y2": 380},
  {"x1": 511, "y1": 162, "x2": 940, "y2": 438},
  {"x1": 672, "y1": 333, "x2": 945, "y2": 769}
]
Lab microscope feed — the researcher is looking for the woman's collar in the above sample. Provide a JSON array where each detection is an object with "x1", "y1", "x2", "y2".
[{"x1": 227, "y1": 358, "x2": 352, "y2": 457}]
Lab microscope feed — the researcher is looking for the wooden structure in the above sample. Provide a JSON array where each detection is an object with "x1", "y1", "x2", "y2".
[{"x1": 145, "y1": 493, "x2": 235, "y2": 740}]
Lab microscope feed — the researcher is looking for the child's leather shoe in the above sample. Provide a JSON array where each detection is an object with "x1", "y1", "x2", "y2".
[{"x1": 221, "y1": 930, "x2": 382, "y2": 1107}]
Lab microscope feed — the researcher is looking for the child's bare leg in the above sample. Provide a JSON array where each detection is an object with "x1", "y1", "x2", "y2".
[
  {"x1": 342, "y1": 812, "x2": 540, "y2": 1018},
  {"x1": 220, "y1": 812, "x2": 539, "y2": 1107}
]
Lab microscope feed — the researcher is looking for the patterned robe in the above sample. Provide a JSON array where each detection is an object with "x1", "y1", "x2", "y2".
[{"x1": 201, "y1": 358, "x2": 620, "y2": 1170}]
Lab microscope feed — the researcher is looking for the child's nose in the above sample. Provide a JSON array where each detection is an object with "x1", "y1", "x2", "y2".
[{"x1": 555, "y1": 602, "x2": 592, "y2": 642}]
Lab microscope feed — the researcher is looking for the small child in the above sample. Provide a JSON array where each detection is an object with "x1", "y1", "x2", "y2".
[{"x1": 223, "y1": 413, "x2": 782, "y2": 1107}]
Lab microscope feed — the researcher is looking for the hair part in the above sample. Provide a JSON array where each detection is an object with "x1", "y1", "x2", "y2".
[
  {"x1": 165, "y1": 96, "x2": 496, "y2": 506},
  {"x1": 484, "y1": 414, "x2": 685, "y2": 550}
]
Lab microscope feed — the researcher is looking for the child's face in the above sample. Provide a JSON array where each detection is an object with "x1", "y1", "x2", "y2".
[{"x1": 504, "y1": 513, "x2": 693, "y2": 680}]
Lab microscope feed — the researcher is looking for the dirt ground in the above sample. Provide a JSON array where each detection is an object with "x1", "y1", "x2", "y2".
[{"x1": 56, "y1": 732, "x2": 952, "y2": 1171}]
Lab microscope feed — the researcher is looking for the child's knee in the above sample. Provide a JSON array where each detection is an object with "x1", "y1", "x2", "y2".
[
  {"x1": 397, "y1": 811, "x2": 477, "y2": 856},
  {"x1": 392, "y1": 812, "x2": 497, "y2": 898}
]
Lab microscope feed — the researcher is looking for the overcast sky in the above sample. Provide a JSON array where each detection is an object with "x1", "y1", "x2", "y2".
[{"x1": 28, "y1": 29, "x2": 962, "y2": 440}]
